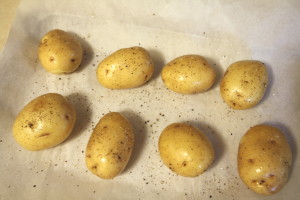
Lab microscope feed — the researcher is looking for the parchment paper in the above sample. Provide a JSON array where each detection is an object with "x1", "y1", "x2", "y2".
[{"x1": 1, "y1": 0, "x2": 300, "y2": 199}]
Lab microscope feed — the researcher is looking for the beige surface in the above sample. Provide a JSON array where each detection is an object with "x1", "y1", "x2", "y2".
[
  {"x1": 0, "y1": 0, "x2": 299, "y2": 199},
  {"x1": 0, "y1": 0, "x2": 20, "y2": 51}
]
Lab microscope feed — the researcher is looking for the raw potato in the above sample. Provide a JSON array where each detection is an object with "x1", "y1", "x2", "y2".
[
  {"x1": 38, "y1": 29, "x2": 83, "y2": 74},
  {"x1": 238, "y1": 125, "x2": 292, "y2": 195},
  {"x1": 158, "y1": 123, "x2": 215, "y2": 177},
  {"x1": 220, "y1": 60, "x2": 268, "y2": 109},
  {"x1": 96, "y1": 46, "x2": 154, "y2": 89},
  {"x1": 161, "y1": 55, "x2": 216, "y2": 94},
  {"x1": 12, "y1": 93, "x2": 76, "y2": 151},
  {"x1": 85, "y1": 112, "x2": 134, "y2": 179}
]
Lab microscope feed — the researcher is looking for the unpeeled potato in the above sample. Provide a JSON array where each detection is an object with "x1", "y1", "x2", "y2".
[
  {"x1": 161, "y1": 55, "x2": 216, "y2": 94},
  {"x1": 220, "y1": 60, "x2": 268, "y2": 109},
  {"x1": 85, "y1": 112, "x2": 134, "y2": 179},
  {"x1": 38, "y1": 29, "x2": 83, "y2": 74},
  {"x1": 158, "y1": 123, "x2": 215, "y2": 177},
  {"x1": 238, "y1": 125, "x2": 292, "y2": 195},
  {"x1": 96, "y1": 46, "x2": 154, "y2": 89},
  {"x1": 12, "y1": 93, "x2": 76, "y2": 151}
]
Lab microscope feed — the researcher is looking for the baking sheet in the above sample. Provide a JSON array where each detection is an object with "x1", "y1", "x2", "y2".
[{"x1": 0, "y1": 0, "x2": 300, "y2": 199}]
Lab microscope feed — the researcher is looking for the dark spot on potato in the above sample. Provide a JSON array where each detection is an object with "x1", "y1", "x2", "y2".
[
  {"x1": 105, "y1": 69, "x2": 109, "y2": 76},
  {"x1": 65, "y1": 115, "x2": 69, "y2": 120},
  {"x1": 120, "y1": 141, "x2": 124, "y2": 145},
  {"x1": 92, "y1": 165, "x2": 98, "y2": 169},
  {"x1": 236, "y1": 92, "x2": 243, "y2": 98},
  {"x1": 248, "y1": 159, "x2": 255, "y2": 163},
  {"x1": 49, "y1": 56, "x2": 54, "y2": 62},
  {"x1": 28, "y1": 122, "x2": 34, "y2": 129},
  {"x1": 182, "y1": 161, "x2": 187, "y2": 167},
  {"x1": 270, "y1": 139, "x2": 276, "y2": 144},
  {"x1": 268, "y1": 174, "x2": 275, "y2": 179},
  {"x1": 168, "y1": 163, "x2": 174, "y2": 170},
  {"x1": 86, "y1": 154, "x2": 91, "y2": 158},
  {"x1": 38, "y1": 133, "x2": 50, "y2": 137},
  {"x1": 103, "y1": 126, "x2": 107, "y2": 129},
  {"x1": 259, "y1": 180, "x2": 265, "y2": 185},
  {"x1": 144, "y1": 75, "x2": 148, "y2": 81},
  {"x1": 70, "y1": 58, "x2": 76, "y2": 62}
]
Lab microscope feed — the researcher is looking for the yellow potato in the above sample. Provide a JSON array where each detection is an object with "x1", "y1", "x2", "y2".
[
  {"x1": 12, "y1": 93, "x2": 76, "y2": 151},
  {"x1": 38, "y1": 29, "x2": 83, "y2": 74},
  {"x1": 238, "y1": 125, "x2": 292, "y2": 195},
  {"x1": 96, "y1": 46, "x2": 154, "y2": 89},
  {"x1": 220, "y1": 60, "x2": 268, "y2": 109},
  {"x1": 85, "y1": 112, "x2": 134, "y2": 179},
  {"x1": 158, "y1": 123, "x2": 214, "y2": 177},
  {"x1": 161, "y1": 55, "x2": 216, "y2": 94}
]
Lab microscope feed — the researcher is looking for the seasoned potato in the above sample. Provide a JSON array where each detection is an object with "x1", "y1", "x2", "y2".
[
  {"x1": 161, "y1": 55, "x2": 216, "y2": 94},
  {"x1": 238, "y1": 125, "x2": 292, "y2": 195},
  {"x1": 85, "y1": 112, "x2": 134, "y2": 179},
  {"x1": 12, "y1": 93, "x2": 76, "y2": 151},
  {"x1": 220, "y1": 60, "x2": 268, "y2": 109},
  {"x1": 158, "y1": 123, "x2": 214, "y2": 177},
  {"x1": 96, "y1": 46, "x2": 154, "y2": 89},
  {"x1": 38, "y1": 29, "x2": 83, "y2": 74}
]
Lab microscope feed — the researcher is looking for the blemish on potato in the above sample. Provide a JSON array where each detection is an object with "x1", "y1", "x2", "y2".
[{"x1": 37, "y1": 133, "x2": 50, "y2": 137}]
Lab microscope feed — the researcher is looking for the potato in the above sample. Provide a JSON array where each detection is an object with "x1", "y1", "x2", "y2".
[
  {"x1": 85, "y1": 112, "x2": 134, "y2": 179},
  {"x1": 220, "y1": 60, "x2": 268, "y2": 109},
  {"x1": 96, "y1": 46, "x2": 154, "y2": 89},
  {"x1": 12, "y1": 93, "x2": 76, "y2": 151},
  {"x1": 38, "y1": 29, "x2": 83, "y2": 74},
  {"x1": 238, "y1": 125, "x2": 292, "y2": 195},
  {"x1": 161, "y1": 55, "x2": 216, "y2": 94},
  {"x1": 158, "y1": 123, "x2": 215, "y2": 177}
]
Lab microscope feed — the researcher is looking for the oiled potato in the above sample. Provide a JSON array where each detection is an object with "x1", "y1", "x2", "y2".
[
  {"x1": 38, "y1": 29, "x2": 83, "y2": 74},
  {"x1": 220, "y1": 60, "x2": 268, "y2": 109},
  {"x1": 12, "y1": 93, "x2": 76, "y2": 151},
  {"x1": 161, "y1": 55, "x2": 216, "y2": 94},
  {"x1": 96, "y1": 46, "x2": 154, "y2": 89},
  {"x1": 238, "y1": 125, "x2": 292, "y2": 195},
  {"x1": 158, "y1": 123, "x2": 214, "y2": 177},
  {"x1": 85, "y1": 112, "x2": 134, "y2": 179}
]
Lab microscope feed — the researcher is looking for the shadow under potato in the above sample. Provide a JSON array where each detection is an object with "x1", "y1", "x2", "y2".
[
  {"x1": 147, "y1": 48, "x2": 165, "y2": 81},
  {"x1": 65, "y1": 93, "x2": 92, "y2": 142},
  {"x1": 185, "y1": 120, "x2": 226, "y2": 170},
  {"x1": 69, "y1": 31, "x2": 94, "y2": 73},
  {"x1": 205, "y1": 56, "x2": 224, "y2": 90},
  {"x1": 120, "y1": 110, "x2": 148, "y2": 173}
]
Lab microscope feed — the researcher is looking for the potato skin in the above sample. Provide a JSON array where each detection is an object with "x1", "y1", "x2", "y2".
[
  {"x1": 12, "y1": 93, "x2": 76, "y2": 151},
  {"x1": 96, "y1": 46, "x2": 154, "y2": 89},
  {"x1": 38, "y1": 29, "x2": 83, "y2": 74},
  {"x1": 238, "y1": 125, "x2": 292, "y2": 195},
  {"x1": 220, "y1": 60, "x2": 268, "y2": 109},
  {"x1": 161, "y1": 55, "x2": 216, "y2": 94},
  {"x1": 158, "y1": 123, "x2": 215, "y2": 177},
  {"x1": 85, "y1": 112, "x2": 134, "y2": 179}
]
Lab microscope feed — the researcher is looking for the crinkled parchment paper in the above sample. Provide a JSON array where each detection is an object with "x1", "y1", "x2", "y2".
[{"x1": 0, "y1": 0, "x2": 300, "y2": 199}]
